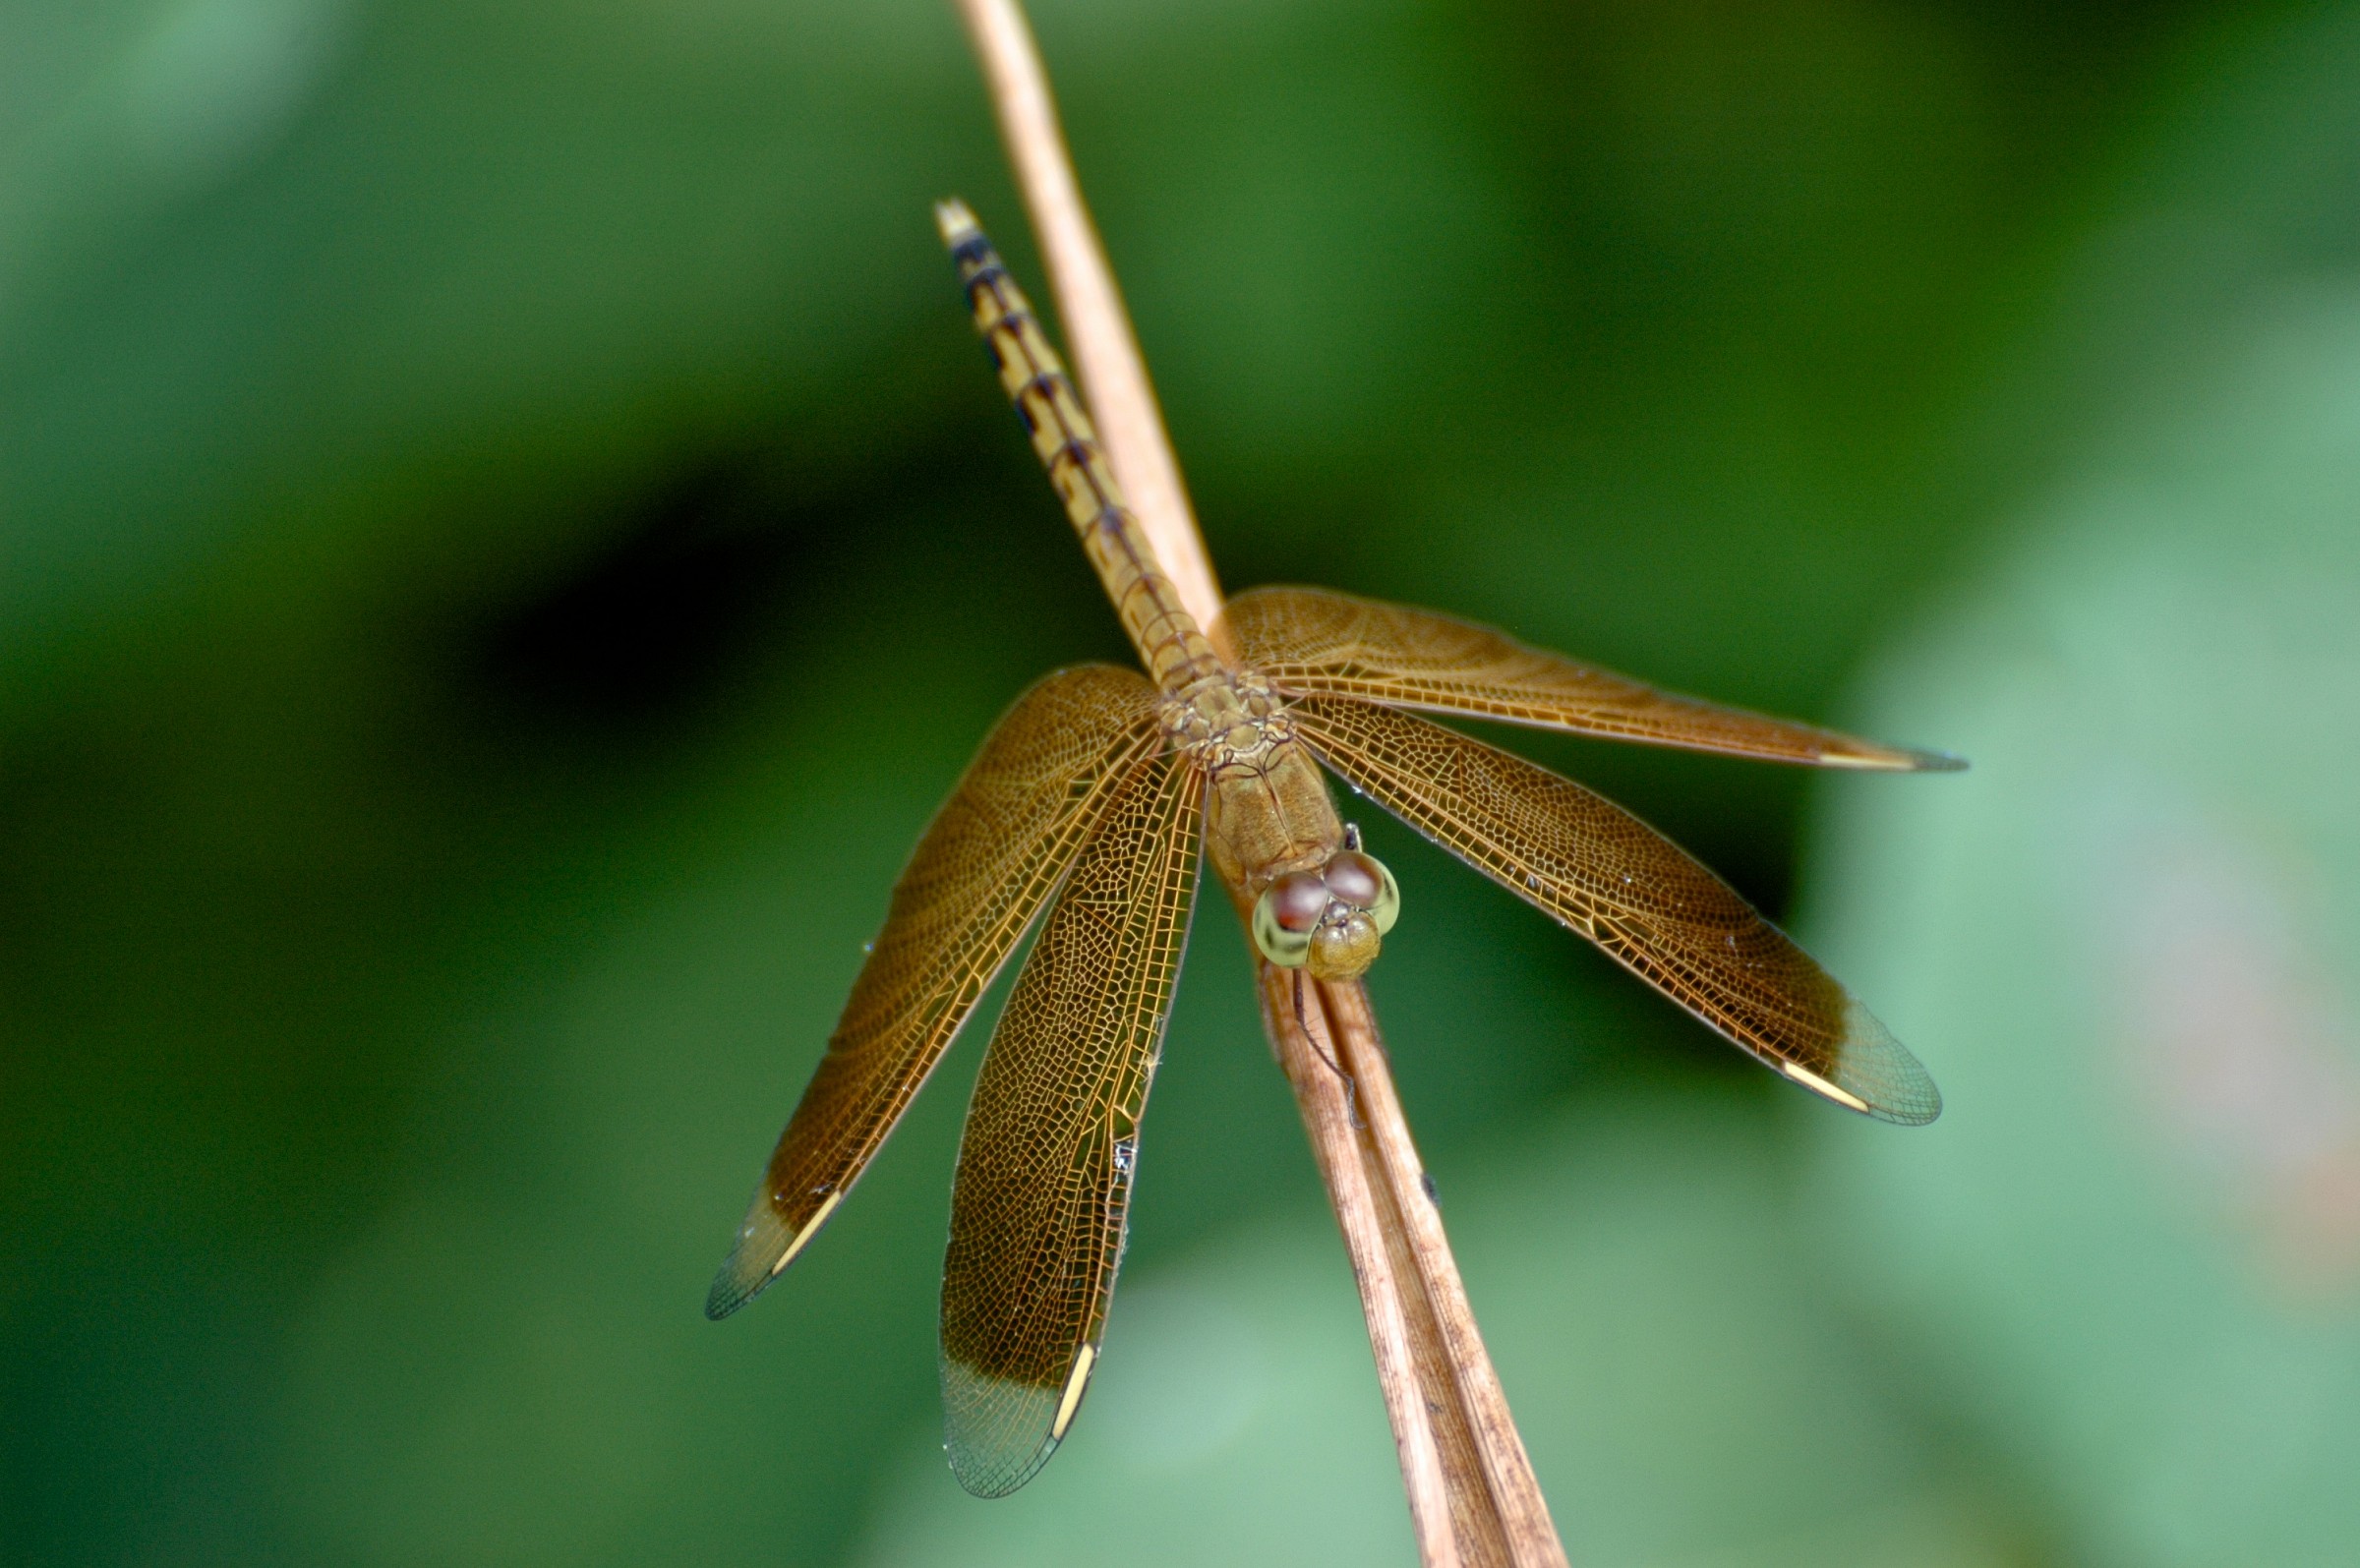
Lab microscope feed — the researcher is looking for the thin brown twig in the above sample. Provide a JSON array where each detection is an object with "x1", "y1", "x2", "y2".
[
  {"x1": 1257, "y1": 958, "x2": 1461, "y2": 1567},
  {"x1": 1322, "y1": 981, "x2": 1569, "y2": 1567},
  {"x1": 1256, "y1": 946, "x2": 1568, "y2": 1568},
  {"x1": 949, "y1": 3, "x2": 1567, "y2": 1562}
]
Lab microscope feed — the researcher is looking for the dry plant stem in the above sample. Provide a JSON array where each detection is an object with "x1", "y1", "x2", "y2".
[
  {"x1": 951, "y1": 2, "x2": 1567, "y2": 1562},
  {"x1": 1257, "y1": 960, "x2": 1461, "y2": 1568},
  {"x1": 948, "y1": 0, "x2": 1230, "y2": 657},
  {"x1": 1259, "y1": 959, "x2": 1571, "y2": 1568},
  {"x1": 1322, "y1": 981, "x2": 1571, "y2": 1568}
]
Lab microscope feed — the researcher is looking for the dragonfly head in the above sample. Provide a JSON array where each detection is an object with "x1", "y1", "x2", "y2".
[{"x1": 1252, "y1": 847, "x2": 1401, "y2": 980}]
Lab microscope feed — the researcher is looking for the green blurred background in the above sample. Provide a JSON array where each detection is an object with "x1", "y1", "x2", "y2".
[{"x1": 6, "y1": 1, "x2": 2359, "y2": 1563}]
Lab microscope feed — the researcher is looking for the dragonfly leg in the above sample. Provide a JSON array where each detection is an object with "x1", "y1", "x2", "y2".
[{"x1": 1292, "y1": 969, "x2": 1362, "y2": 1130}]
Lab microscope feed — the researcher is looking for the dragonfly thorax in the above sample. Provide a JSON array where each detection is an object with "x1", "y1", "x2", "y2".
[
  {"x1": 1165, "y1": 670, "x2": 1403, "y2": 979},
  {"x1": 1157, "y1": 669, "x2": 1283, "y2": 753}
]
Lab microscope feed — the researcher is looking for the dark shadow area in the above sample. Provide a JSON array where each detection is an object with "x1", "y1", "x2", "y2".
[{"x1": 469, "y1": 453, "x2": 818, "y2": 735}]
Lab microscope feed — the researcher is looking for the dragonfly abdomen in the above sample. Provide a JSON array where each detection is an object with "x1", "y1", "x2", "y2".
[{"x1": 939, "y1": 202, "x2": 1224, "y2": 696}]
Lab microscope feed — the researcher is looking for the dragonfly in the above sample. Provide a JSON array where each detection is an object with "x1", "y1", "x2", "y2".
[{"x1": 707, "y1": 198, "x2": 1955, "y2": 1498}]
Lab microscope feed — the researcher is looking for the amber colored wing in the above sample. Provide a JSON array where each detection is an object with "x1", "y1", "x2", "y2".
[
  {"x1": 938, "y1": 744, "x2": 1202, "y2": 1496},
  {"x1": 1228, "y1": 586, "x2": 1961, "y2": 771},
  {"x1": 1289, "y1": 695, "x2": 1940, "y2": 1124},
  {"x1": 706, "y1": 666, "x2": 1165, "y2": 1319}
]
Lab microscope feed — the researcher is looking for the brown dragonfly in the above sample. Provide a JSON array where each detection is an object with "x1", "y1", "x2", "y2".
[{"x1": 707, "y1": 199, "x2": 1954, "y2": 1497}]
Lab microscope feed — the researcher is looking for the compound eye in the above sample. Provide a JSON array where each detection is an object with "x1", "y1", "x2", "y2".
[
  {"x1": 1323, "y1": 851, "x2": 1383, "y2": 907},
  {"x1": 1252, "y1": 877, "x2": 1325, "y2": 967},
  {"x1": 1324, "y1": 849, "x2": 1400, "y2": 935},
  {"x1": 1268, "y1": 872, "x2": 1330, "y2": 931}
]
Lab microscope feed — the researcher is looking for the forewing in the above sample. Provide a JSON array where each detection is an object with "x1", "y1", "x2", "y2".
[
  {"x1": 939, "y1": 745, "x2": 1202, "y2": 1497},
  {"x1": 1228, "y1": 586, "x2": 1960, "y2": 772},
  {"x1": 707, "y1": 666, "x2": 1164, "y2": 1319},
  {"x1": 1289, "y1": 695, "x2": 1939, "y2": 1124}
]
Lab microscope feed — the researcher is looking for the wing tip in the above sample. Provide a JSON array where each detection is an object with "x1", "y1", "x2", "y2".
[
  {"x1": 703, "y1": 1206, "x2": 786, "y2": 1320},
  {"x1": 1860, "y1": 1074, "x2": 1945, "y2": 1127},
  {"x1": 941, "y1": 1348, "x2": 1094, "y2": 1498},
  {"x1": 705, "y1": 1191, "x2": 839, "y2": 1320},
  {"x1": 1840, "y1": 997, "x2": 1944, "y2": 1125},
  {"x1": 703, "y1": 1259, "x2": 763, "y2": 1321},
  {"x1": 1777, "y1": 1055, "x2": 1942, "y2": 1126},
  {"x1": 1818, "y1": 743, "x2": 1970, "y2": 774},
  {"x1": 949, "y1": 1439, "x2": 1062, "y2": 1501},
  {"x1": 1880, "y1": 1096, "x2": 1945, "y2": 1128}
]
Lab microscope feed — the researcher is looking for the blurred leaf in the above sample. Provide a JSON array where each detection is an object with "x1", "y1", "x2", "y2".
[{"x1": 1803, "y1": 13, "x2": 2360, "y2": 1557}]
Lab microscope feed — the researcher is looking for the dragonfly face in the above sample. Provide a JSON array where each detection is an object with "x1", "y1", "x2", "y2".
[{"x1": 1250, "y1": 844, "x2": 1402, "y2": 978}]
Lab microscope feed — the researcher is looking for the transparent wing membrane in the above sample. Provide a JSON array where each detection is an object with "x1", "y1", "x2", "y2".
[
  {"x1": 707, "y1": 666, "x2": 1164, "y2": 1320},
  {"x1": 1289, "y1": 694, "x2": 1940, "y2": 1125},
  {"x1": 1229, "y1": 586, "x2": 1962, "y2": 772},
  {"x1": 941, "y1": 748, "x2": 1204, "y2": 1496}
]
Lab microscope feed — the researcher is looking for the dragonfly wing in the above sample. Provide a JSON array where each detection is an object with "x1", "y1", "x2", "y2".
[
  {"x1": 1228, "y1": 585, "x2": 1960, "y2": 771},
  {"x1": 941, "y1": 744, "x2": 1203, "y2": 1496},
  {"x1": 1289, "y1": 694, "x2": 1940, "y2": 1124},
  {"x1": 707, "y1": 665, "x2": 1165, "y2": 1319}
]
